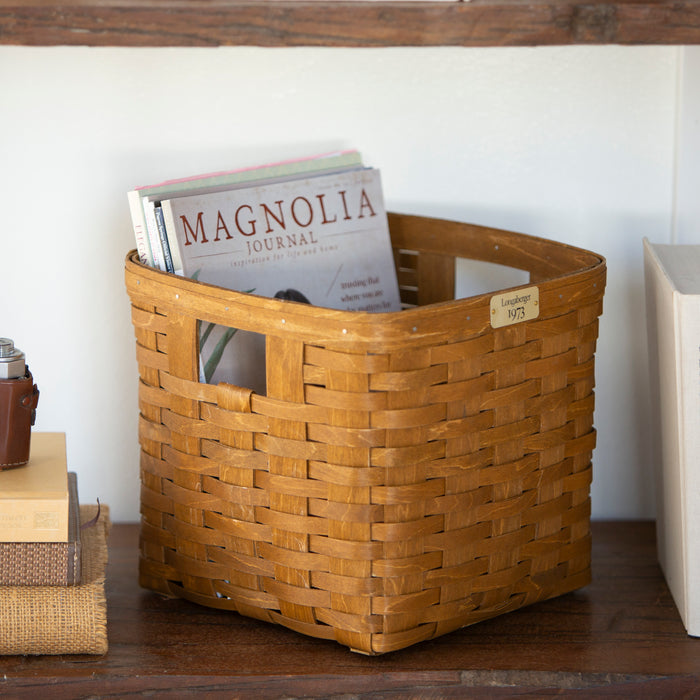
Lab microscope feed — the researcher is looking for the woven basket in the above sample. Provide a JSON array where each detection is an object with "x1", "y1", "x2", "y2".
[{"x1": 125, "y1": 212, "x2": 606, "y2": 655}]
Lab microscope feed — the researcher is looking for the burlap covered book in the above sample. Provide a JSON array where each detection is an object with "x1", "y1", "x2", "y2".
[{"x1": 0, "y1": 504, "x2": 109, "y2": 655}]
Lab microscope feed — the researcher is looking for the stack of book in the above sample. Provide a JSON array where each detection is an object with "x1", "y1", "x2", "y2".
[{"x1": 0, "y1": 433, "x2": 109, "y2": 655}]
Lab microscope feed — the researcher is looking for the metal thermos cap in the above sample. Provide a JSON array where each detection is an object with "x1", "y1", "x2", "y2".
[
  {"x1": 0, "y1": 338, "x2": 26, "y2": 379},
  {"x1": 0, "y1": 338, "x2": 22, "y2": 359}
]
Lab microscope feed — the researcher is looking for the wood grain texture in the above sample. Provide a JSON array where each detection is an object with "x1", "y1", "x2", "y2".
[
  {"x1": 2, "y1": 521, "x2": 700, "y2": 697},
  {"x1": 1, "y1": 1, "x2": 700, "y2": 47}
]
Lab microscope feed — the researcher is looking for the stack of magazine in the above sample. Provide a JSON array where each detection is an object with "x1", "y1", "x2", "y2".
[{"x1": 128, "y1": 150, "x2": 402, "y2": 389}]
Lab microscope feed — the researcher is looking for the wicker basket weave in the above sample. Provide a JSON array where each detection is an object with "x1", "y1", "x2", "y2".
[{"x1": 125, "y1": 212, "x2": 606, "y2": 655}]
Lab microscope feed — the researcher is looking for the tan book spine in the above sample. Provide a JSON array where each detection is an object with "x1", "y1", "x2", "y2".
[{"x1": 0, "y1": 432, "x2": 69, "y2": 542}]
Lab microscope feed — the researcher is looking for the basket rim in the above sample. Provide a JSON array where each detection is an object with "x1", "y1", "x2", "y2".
[{"x1": 125, "y1": 212, "x2": 606, "y2": 347}]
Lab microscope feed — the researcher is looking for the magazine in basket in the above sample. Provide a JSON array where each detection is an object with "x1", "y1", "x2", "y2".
[{"x1": 129, "y1": 158, "x2": 401, "y2": 389}]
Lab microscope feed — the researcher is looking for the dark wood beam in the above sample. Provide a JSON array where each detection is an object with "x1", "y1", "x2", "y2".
[{"x1": 1, "y1": 1, "x2": 700, "y2": 48}]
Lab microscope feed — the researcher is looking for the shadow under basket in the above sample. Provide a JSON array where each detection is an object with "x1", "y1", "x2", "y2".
[{"x1": 124, "y1": 212, "x2": 606, "y2": 655}]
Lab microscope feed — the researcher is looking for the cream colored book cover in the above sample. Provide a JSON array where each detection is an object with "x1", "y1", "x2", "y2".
[
  {"x1": 644, "y1": 239, "x2": 700, "y2": 636},
  {"x1": 0, "y1": 432, "x2": 69, "y2": 542}
]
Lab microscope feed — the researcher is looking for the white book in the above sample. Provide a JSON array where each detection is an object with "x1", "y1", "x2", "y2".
[
  {"x1": 644, "y1": 238, "x2": 700, "y2": 636},
  {"x1": 161, "y1": 167, "x2": 402, "y2": 389},
  {"x1": 127, "y1": 189, "x2": 155, "y2": 268}
]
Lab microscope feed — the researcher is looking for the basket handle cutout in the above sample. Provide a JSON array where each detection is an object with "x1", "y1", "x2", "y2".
[{"x1": 198, "y1": 320, "x2": 267, "y2": 395}]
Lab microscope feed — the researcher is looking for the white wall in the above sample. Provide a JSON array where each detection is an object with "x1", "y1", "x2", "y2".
[
  {"x1": 674, "y1": 46, "x2": 700, "y2": 245},
  {"x1": 0, "y1": 45, "x2": 679, "y2": 522}
]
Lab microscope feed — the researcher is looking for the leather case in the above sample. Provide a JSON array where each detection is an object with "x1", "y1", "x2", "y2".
[{"x1": 0, "y1": 368, "x2": 39, "y2": 470}]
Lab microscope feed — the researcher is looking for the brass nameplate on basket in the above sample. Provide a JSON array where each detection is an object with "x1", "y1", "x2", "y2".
[{"x1": 490, "y1": 286, "x2": 539, "y2": 328}]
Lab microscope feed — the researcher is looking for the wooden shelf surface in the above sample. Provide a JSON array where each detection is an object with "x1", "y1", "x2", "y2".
[
  {"x1": 2, "y1": 520, "x2": 700, "y2": 697},
  {"x1": 2, "y1": 1, "x2": 700, "y2": 47}
]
